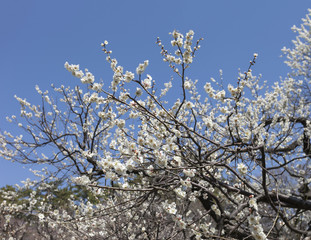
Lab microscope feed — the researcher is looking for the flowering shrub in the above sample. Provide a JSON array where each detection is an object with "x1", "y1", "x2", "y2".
[{"x1": 1, "y1": 10, "x2": 311, "y2": 240}]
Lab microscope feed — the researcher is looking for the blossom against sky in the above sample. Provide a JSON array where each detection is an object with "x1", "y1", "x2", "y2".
[{"x1": 0, "y1": 0, "x2": 310, "y2": 186}]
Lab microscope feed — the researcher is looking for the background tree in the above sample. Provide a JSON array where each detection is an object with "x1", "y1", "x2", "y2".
[
  {"x1": 1, "y1": 10, "x2": 311, "y2": 240},
  {"x1": 282, "y1": 9, "x2": 311, "y2": 104},
  {"x1": 0, "y1": 180, "x2": 103, "y2": 239}
]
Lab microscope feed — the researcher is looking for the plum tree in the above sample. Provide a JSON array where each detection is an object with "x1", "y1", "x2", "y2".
[{"x1": 1, "y1": 9, "x2": 311, "y2": 240}]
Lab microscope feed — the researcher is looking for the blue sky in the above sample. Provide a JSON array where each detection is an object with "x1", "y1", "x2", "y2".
[{"x1": 0, "y1": 1, "x2": 310, "y2": 187}]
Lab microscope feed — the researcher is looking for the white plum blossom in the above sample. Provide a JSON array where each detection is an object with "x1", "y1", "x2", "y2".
[
  {"x1": 142, "y1": 74, "x2": 152, "y2": 89},
  {"x1": 136, "y1": 60, "x2": 149, "y2": 75},
  {"x1": 38, "y1": 213, "x2": 45, "y2": 221},
  {"x1": 237, "y1": 163, "x2": 247, "y2": 175},
  {"x1": 135, "y1": 87, "x2": 143, "y2": 96},
  {"x1": 185, "y1": 101, "x2": 194, "y2": 109},
  {"x1": 124, "y1": 71, "x2": 135, "y2": 82},
  {"x1": 72, "y1": 175, "x2": 91, "y2": 185},
  {"x1": 183, "y1": 169, "x2": 196, "y2": 177},
  {"x1": 174, "y1": 187, "x2": 186, "y2": 198},
  {"x1": 172, "y1": 156, "x2": 182, "y2": 167},
  {"x1": 248, "y1": 214, "x2": 267, "y2": 240},
  {"x1": 249, "y1": 197, "x2": 258, "y2": 211},
  {"x1": 81, "y1": 72, "x2": 95, "y2": 84},
  {"x1": 163, "y1": 200, "x2": 177, "y2": 215}
]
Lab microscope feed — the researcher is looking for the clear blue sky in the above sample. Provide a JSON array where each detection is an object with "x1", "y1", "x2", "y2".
[{"x1": 0, "y1": 0, "x2": 310, "y2": 187}]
